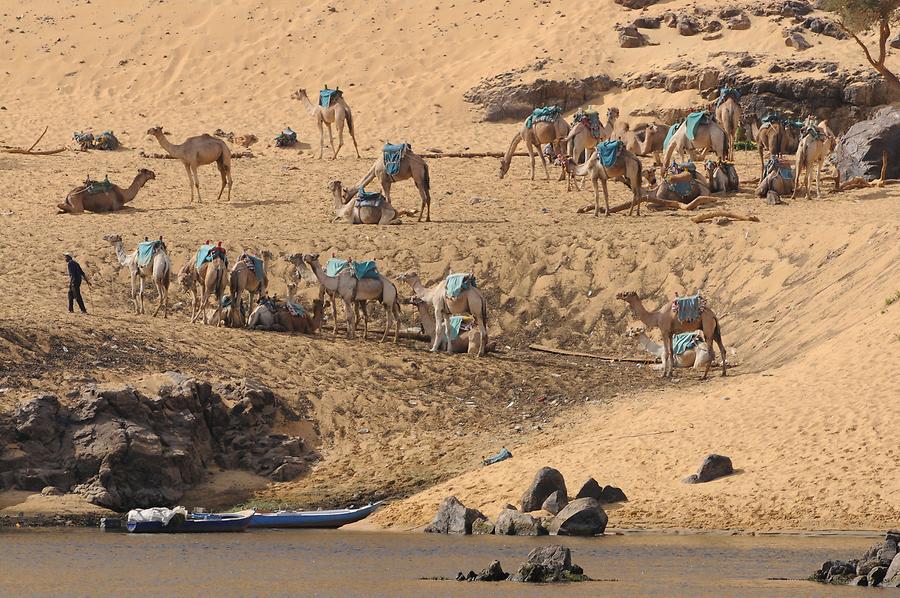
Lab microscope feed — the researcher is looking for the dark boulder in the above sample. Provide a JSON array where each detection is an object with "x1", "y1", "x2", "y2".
[
  {"x1": 884, "y1": 553, "x2": 900, "y2": 586},
  {"x1": 541, "y1": 490, "x2": 568, "y2": 515},
  {"x1": 509, "y1": 544, "x2": 589, "y2": 583},
  {"x1": 633, "y1": 16, "x2": 661, "y2": 29},
  {"x1": 849, "y1": 576, "x2": 868, "y2": 586},
  {"x1": 495, "y1": 508, "x2": 547, "y2": 536},
  {"x1": 520, "y1": 467, "x2": 567, "y2": 512},
  {"x1": 785, "y1": 31, "x2": 812, "y2": 51},
  {"x1": 475, "y1": 560, "x2": 508, "y2": 581},
  {"x1": 727, "y1": 13, "x2": 751, "y2": 30},
  {"x1": 619, "y1": 25, "x2": 648, "y2": 48},
  {"x1": 472, "y1": 517, "x2": 495, "y2": 535},
  {"x1": 598, "y1": 485, "x2": 628, "y2": 504},
  {"x1": 683, "y1": 454, "x2": 734, "y2": 483},
  {"x1": 424, "y1": 496, "x2": 486, "y2": 535},
  {"x1": 706, "y1": 20, "x2": 723, "y2": 33},
  {"x1": 575, "y1": 477, "x2": 603, "y2": 500},
  {"x1": 833, "y1": 106, "x2": 900, "y2": 182},
  {"x1": 677, "y1": 16, "x2": 702, "y2": 36},
  {"x1": 802, "y1": 16, "x2": 845, "y2": 39},
  {"x1": 869, "y1": 566, "x2": 888, "y2": 586},
  {"x1": 548, "y1": 497, "x2": 608, "y2": 536},
  {"x1": 614, "y1": 0, "x2": 660, "y2": 8}
]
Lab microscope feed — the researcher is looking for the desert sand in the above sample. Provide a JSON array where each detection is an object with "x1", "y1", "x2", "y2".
[{"x1": 0, "y1": 0, "x2": 898, "y2": 531}]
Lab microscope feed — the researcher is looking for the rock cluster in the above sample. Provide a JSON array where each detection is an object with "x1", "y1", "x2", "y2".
[
  {"x1": 811, "y1": 532, "x2": 900, "y2": 587},
  {"x1": 0, "y1": 374, "x2": 307, "y2": 510},
  {"x1": 458, "y1": 545, "x2": 590, "y2": 583},
  {"x1": 424, "y1": 496, "x2": 486, "y2": 534},
  {"x1": 832, "y1": 106, "x2": 900, "y2": 182}
]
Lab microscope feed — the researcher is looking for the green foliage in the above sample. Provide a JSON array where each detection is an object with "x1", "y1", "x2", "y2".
[{"x1": 823, "y1": 0, "x2": 900, "y2": 32}]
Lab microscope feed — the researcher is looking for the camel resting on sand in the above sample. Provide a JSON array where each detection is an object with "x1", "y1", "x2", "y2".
[
  {"x1": 638, "y1": 331, "x2": 710, "y2": 370},
  {"x1": 59, "y1": 169, "x2": 155, "y2": 214},
  {"x1": 573, "y1": 143, "x2": 643, "y2": 216},
  {"x1": 500, "y1": 111, "x2": 570, "y2": 180},
  {"x1": 248, "y1": 296, "x2": 324, "y2": 334},
  {"x1": 330, "y1": 180, "x2": 416, "y2": 224},
  {"x1": 227, "y1": 254, "x2": 268, "y2": 327},
  {"x1": 703, "y1": 160, "x2": 740, "y2": 194},
  {"x1": 291, "y1": 88, "x2": 360, "y2": 160},
  {"x1": 407, "y1": 296, "x2": 493, "y2": 354},
  {"x1": 103, "y1": 234, "x2": 171, "y2": 317},
  {"x1": 617, "y1": 290, "x2": 726, "y2": 379},
  {"x1": 148, "y1": 126, "x2": 232, "y2": 203},
  {"x1": 342, "y1": 147, "x2": 432, "y2": 222}
]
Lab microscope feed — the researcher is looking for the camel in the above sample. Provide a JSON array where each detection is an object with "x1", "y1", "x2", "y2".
[
  {"x1": 754, "y1": 120, "x2": 784, "y2": 179},
  {"x1": 792, "y1": 126, "x2": 836, "y2": 200},
  {"x1": 565, "y1": 108, "x2": 614, "y2": 163},
  {"x1": 293, "y1": 254, "x2": 401, "y2": 342},
  {"x1": 715, "y1": 94, "x2": 742, "y2": 161},
  {"x1": 342, "y1": 147, "x2": 432, "y2": 222},
  {"x1": 623, "y1": 123, "x2": 668, "y2": 166},
  {"x1": 103, "y1": 234, "x2": 171, "y2": 317},
  {"x1": 227, "y1": 254, "x2": 268, "y2": 327},
  {"x1": 58, "y1": 170, "x2": 155, "y2": 214},
  {"x1": 147, "y1": 126, "x2": 232, "y2": 203},
  {"x1": 193, "y1": 254, "x2": 228, "y2": 325},
  {"x1": 662, "y1": 117, "x2": 727, "y2": 172},
  {"x1": 638, "y1": 331, "x2": 711, "y2": 370},
  {"x1": 330, "y1": 180, "x2": 416, "y2": 225},
  {"x1": 500, "y1": 112, "x2": 570, "y2": 180},
  {"x1": 398, "y1": 272, "x2": 488, "y2": 356},
  {"x1": 572, "y1": 143, "x2": 643, "y2": 216},
  {"x1": 291, "y1": 88, "x2": 360, "y2": 160},
  {"x1": 703, "y1": 160, "x2": 740, "y2": 194},
  {"x1": 616, "y1": 291, "x2": 726, "y2": 379},
  {"x1": 755, "y1": 160, "x2": 794, "y2": 198},
  {"x1": 248, "y1": 296, "x2": 324, "y2": 334},
  {"x1": 643, "y1": 176, "x2": 712, "y2": 203},
  {"x1": 407, "y1": 296, "x2": 493, "y2": 354},
  {"x1": 177, "y1": 260, "x2": 201, "y2": 317}
]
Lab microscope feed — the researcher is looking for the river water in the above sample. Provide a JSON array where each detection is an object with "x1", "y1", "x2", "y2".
[{"x1": 0, "y1": 528, "x2": 874, "y2": 597}]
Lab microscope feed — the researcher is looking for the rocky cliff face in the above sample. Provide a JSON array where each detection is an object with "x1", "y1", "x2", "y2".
[{"x1": 0, "y1": 374, "x2": 308, "y2": 511}]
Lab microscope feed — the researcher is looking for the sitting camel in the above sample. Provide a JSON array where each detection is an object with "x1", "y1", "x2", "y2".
[
  {"x1": 638, "y1": 331, "x2": 710, "y2": 370},
  {"x1": 291, "y1": 88, "x2": 360, "y2": 160},
  {"x1": 500, "y1": 111, "x2": 570, "y2": 180},
  {"x1": 643, "y1": 175, "x2": 712, "y2": 203},
  {"x1": 755, "y1": 160, "x2": 794, "y2": 198},
  {"x1": 626, "y1": 123, "x2": 668, "y2": 166},
  {"x1": 193, "y1": 252, "x2": 228, "y2": 325},
  {"x1": 407, "y1": 296, "x2": 493, "y2": 354},
  {"x1": 703, "y1": 160, "x2": 740, "y2": 194},
  {"x1": 103, "y1": 234, "x2": 171, "y2": 317},
  {"x1": 330, "y1": 180, "x2": 415, "y2": 225},
  {"x1": 342, "y1": 147, "x2": 432, "y2": 222},
  {"x1": 227, "y1": 253, "x2": 268, "y2": 327},
  {"x1": 248, "y1": 296, "x2": 324, "y2": 334},
  {"x1": 573, "y1": 143, "x2": 643, "y2": 216},
  {"x1": 398, "y1": 272, "x2": 488, "y2": 356},
  {"x1": 662, "y1": 117, "x2": 727, "y2": 173},
  {"x1": 792, "y1": 125, "x2": 836, "y2": 200},
  {"x1": 147, "y1": 126, "x2": 232, "y2": 203},
  {"x1": 616, "y1": 291, "x2": 726, "y2": 379},
  {"x1": 59, "y1": 170, "x2": 155, "y2": 214}
]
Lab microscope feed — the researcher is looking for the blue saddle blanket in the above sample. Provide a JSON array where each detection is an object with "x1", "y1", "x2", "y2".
[
  {"x1": 383, "y1": 143, "x2": 409, "y2": 176},
  {"x1": 671, "y1": 180, "x2": 696, "y2": 198},
  {"x1": 716, "y1": 87, "x2": 740, "y2": 108},
  {"x1": 326, "y1": 258, "x2": 379, "y2": 280},
  {"x1": 684, "y1": 111, "x2": 709, "y2": 140},
  {"x1": 764, "y1": 157, "x2": 793, "y2": 181},
  {"x1": 525, "y1": 106, "x2": 561, "y2": 129},
  {"x1": 446, "y1": 273, "x2": 476, "y2": 299},
  {"x1": 673, "y1": 294, "x2": 703, "y2": 321},
  {"x1": 319, "y1": 89, "x2": 340, "y2": 108},
  {"x1": 286, "y1": 301, "x2": 305, "y2": 317},
  {"x1": 448, "y1": 315, "x2": 475, "y2": 341},
  {"x1": 663, "y1": 122, "x2": 680, "y2": 151},
  {"x1": 670, "y1": 161, "x2": 698, "y2": 176},
  {"x1": 483, "y1": 447, "x2": 512, "y2": 466},
  {"x1": 195, "y1": 244, "x2": 216, "y2": 270},
  {"x1": 243, "y1": 255, "x2": 265, "y2": 283},
  {"x1": 356, "y1": 188, "x2": 385, "y2": 208},
  {"x1": 672, "y1": 331, "x2": 700, "y2": 356},
  {"x1": 597, "y1": 140, "x2": 623, "y2": 168},
  {"x1": 137, "y1": 240, "x2": 161, "y2": 267}
]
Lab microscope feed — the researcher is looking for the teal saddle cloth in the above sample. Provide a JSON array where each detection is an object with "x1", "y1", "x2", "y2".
[
  {"x1": 326, "y1": 258, "x2": 379, "y2": 280},
  {"x1": 383, "y1": 143, "x2": 410, "y2": 176},
  {"x1": 525, "y1": 106, "x2": 561, "y2": 129},
  {"x1": 319, "y1": 89, "x2": 340, "y2": 108},
  {"x1": 673, "y1": 294, "x2": 704, "y2": 321},
  {"x1": 195, "y1": 245, "x2": 227, "y2": 270},
  {"x1": 445, "y1": 273, "x2": 476, "y2": 299},
  {"x1": 684, "y1": 111, "x2": 709, "y2": 140},
  {"x1": 356, "y1": 188, "x2": 385, "y2": 208},
  {"x1": 672, "y1": 331, "x2": 699, "y2": 355},
  {"x1": 137, "y1": 240, "x2": 162, "y2": 267},
  {"x1": 597, "y1": 140, "x2": 623, "y2": 168}
]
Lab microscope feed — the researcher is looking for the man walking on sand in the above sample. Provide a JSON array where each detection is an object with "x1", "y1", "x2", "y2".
[{"x1": 65, "y1": 253, "x2": 90, "y2": 314}]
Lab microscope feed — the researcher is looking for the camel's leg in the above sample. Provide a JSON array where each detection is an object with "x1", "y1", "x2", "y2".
[
  {"x1": 380, "y1": 302, "x2": 390, "y2": 343},
  {"x1": 181, "y1": 162, "x2": 194, "y2": 203},
  {"x1": 538, "y1": 143, "x2": 551, "y2": 181},
  {"x1": 152, "y1": 277, "x2": 163, "y2": 318},
  {"x1": 430, "y1": 306, "x2": 444, "y2": 352},
  {"x1": 190, "y1": 164, "x2": 202, "y2": 203},
  {"x1": 413, "y1": 173, "x2": 430, "y2": 223},
  {"x1": 804, "y1": 162, "x2": 812, "y2": 200},
  {"x1": 714, "y1": 322, "x2": 727, "y2": 377},
  {"x1": 344, "y1": 297, "x2": 356, "y2": 339},
  {"x1": 327, "y1": 123, "x2": 337, "y2": 160},
  {"x1": 334, "y1": 119, "x2": 344, "y2": 159},
  {"x1": 394, "y1": 303, "x2": 401, "y2": 343},
  {"x1": 600, "y1": 177, "x2": 611, "y2": 218},
  {"x1": 317, "y1": 119, "x2": 325, "y2": 160},
  {"x1": 815, "y1": 160, "x2": 822, "y2": 200},
  {"x1": 662, "y1": 333, "x2": 673, "y2": 378},
  {"x1": 349, "y1": 121, "x2": 361, "y2": 159},
  {"x1": 216, "y1": 163, "x2": 228, "y2": 202},
  {"x1": 137, "y1": 276, "x2": 146, "y2": 315}
]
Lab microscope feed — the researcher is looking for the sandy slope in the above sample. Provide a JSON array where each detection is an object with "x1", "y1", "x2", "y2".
[{"x1": 0, "y1": 0, "x2": 898, "y2": 529}]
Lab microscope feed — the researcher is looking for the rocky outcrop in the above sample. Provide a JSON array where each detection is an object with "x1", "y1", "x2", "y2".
[
  {"x1": 614, "y1": 0, "x2": 659, "y2": 8},
  {"x1": 633, "y1": 16, "x2": 661, "y2": 29},
  {"x1": 509, "y1": 545, "x2": 590, "y2": 583},
  {"x1": 801, "y1": 16, "x2": 845, "y2": 39},
  {"x1": 598, "y1": 485, "x2": 628, "y2": 504},
  {"x1": 812, "y1": 532, "x2": 900, "y2": 587},
  {"x1": 547, "y1": 497, "x2": 608, "y2": 536},
  {"x1": 575, "y1": 477, "x2": 603, "y2": 500},
  {"x1": 541, "y1": 489, "x2": 568, "y2": 515},
  {"x1": 472, "y1": 517, "x2": 496, "y2": 535},
  {"x1": 833, "y1": 106, "x2": 900, "y2": 181},
  {"x1": 496, "y1": 508, "x2": 547, "y2": 536},
  {"x1": 684, "y1": 454, "x2": 734, "y2": 484},
  {"x1": 785, "y1": 31, "x2": 812, "y2": 51},
  {"x1": 424, "y1": 496, "x2": 487, "y2": 535},
  {"x1": 520, "y1": 466, "x2": 567, "y2": 512},
  {"x1": 618, "y1": 25, "x2": 649, "y2": 48},
  {"x1": 0, "y1": 375, "x2": 307, "y2": 511}
]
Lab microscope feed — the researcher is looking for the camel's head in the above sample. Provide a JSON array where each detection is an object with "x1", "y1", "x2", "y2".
[
  {"x1": 615, "y1": 291, "x2": 639, "y2": 303},
  {"x1": 302, "y1": 253, "x2": 320, "y2": 265},
  {"x1": 607, "y1": 107, "x2": 620, "y2": 122},
  {"x1": 146, "y1": 126, "x2": 163, "y2": 137},
  {"x1": 138, "y1": 168, "x2": 156, "y2": 181},
  {"x1": 328, "y1": 180, "x2": 351, "y2": 204},
  {"x1": 102, "y1": 233, "x2": 122, "y2": 244},
  {"x1": 641, "y1": 168, "x2": 657, "y2": 187},
  {"x1": 396, "y1": 271, "x2": 418, "y2": 285},
  {"x1": 498, "y1": 159, "x2": 510, "y2": 179},
  {"x1": 404, "y1": 295, "x2": 425, "y2": 307},
  {"x1": 290, "y1": 89, "x2": 307, "y2": 101}
]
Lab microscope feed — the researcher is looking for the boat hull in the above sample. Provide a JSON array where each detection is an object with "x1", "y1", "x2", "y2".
[{"x1": 127, "y1": 510, "x2": 254, "y2": 533}]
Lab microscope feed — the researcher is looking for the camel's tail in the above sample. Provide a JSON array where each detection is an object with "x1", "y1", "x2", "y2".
[
  {"x1": 162, "y1": 264, "x2": 170, "y2": 290},
  {"x1": 345, "y1": 105, "x2": 355, "y2": 137},
  {"x1": 422, "y1": 161, "x2": 431, "y2": 194}
]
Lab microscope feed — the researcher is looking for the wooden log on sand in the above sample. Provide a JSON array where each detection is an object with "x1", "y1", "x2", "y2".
[
  {"x1": 691, "y1": 210, "x2": 760, "y2": 223},
  {"x1": 0, "y1": 126, "x2": 65, "y2": 155},
  {"x1": 529, "y1": 343, "x2": 656, "y2": 364},
  {"x1": 577, "y1": 195, "x2": 717, "y2": 214}
]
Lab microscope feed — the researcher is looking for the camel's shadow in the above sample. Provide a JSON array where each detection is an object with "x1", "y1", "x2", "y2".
[{"x1": 227, "y1": 199, "x2": 294, "y2": 208}]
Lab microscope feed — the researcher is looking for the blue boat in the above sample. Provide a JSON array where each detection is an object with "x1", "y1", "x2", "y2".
[
  {"x1": 126, "y1": 509, "x2": 255, "y2": 534},
  {"x1": 204, "y1": 502, "x2": 383, "y2": 529}
]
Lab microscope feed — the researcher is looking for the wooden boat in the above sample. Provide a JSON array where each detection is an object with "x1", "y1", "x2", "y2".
[
  {"x1": 126, "y1": 509, "x2": 255, "y2": 533},
  {"x1": 204, "y1": 501, "x2": 383, "y2": 529}
]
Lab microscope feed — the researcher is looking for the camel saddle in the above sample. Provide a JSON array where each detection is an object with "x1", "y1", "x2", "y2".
[
  {"x1": 137, "y1": 240, "x2": 162, "y2": 267},
  {"x1": 573, "y1": 109, "x2": 602, "y2": 138},
  {"x1": 285, "y1": 301, "x2": 306, "y2": 317},
  {"x1": 383, "y1": 143, "x2": 409, "y2": 176},
  {"x1": 319, "y1": 88, "x2": 342, "y2": 108},
  {"x1": 73, "y1": 132, "x2": 95, "y2": 150},
  {"x1": 672, "y1": 330, "x2": 703, "y2": 355},
  {"x1": 325, "y1": 258, "x2": 379, "y2": 280},
  {"x1": 356, "y1": 188, "x2": 385, "y2": 208},
  {"x1": 764, "y1": 157, "x2": 793, "y2": 181},
  {"x1": 445, "y1": 273, "x2": 476, "y2": 299},
  {"x1": 240, "y1": 253, "x2": 265, "y2": 283},
  {"x1": 525, "y1": 106, "x2": 561, "y2": 129},
  {"x1": 716, "y1": 87, "x2": 740, "y2": 107},
  {"x1": 448, "y1": 315, "x2": 475, "y2": 340},
  {"x1": 195, "y1": 244, "x2": 227, "y2": 270},
  {"x1": 275, "y1": 128, "x2": 297, "y2": 147},
  {"x1": 684, "y1": 111, "x2": 710, "y2": 141},
  {"x1": 95, "y1": 131, "x2": 119, "y2": 150},
  {"x1": 83, "y1": 176, "x2": 113, "y2": 195},
  {"x1": 597, "y1": 140, "x2": 623, "y2": 168},
  {"x1": 672, "y1": 293, "x2": 706, "y2": 322}
]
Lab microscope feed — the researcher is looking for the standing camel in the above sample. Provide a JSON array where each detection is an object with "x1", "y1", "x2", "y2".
[
  {"x1": 398, "y1": 272, "x2": 488, "y2": 356},
  {"x1": 616, "y1": 291, "x2": 726, "y2": 379},
  {"x1": 792, "y1": 127, "x2": 836, "y2": 200},
  {"x1": 177, "y1": 260, "x2": 201, "y2": 317},
  {"x1": 342, "y1": 146, "x2": 432, "y2": 222},
  {"x1": 58, "y1": 169, "x2": 155, "y2": 214},
  {"x1": 227, "y1": 254, "x2": 268, "y2": 327},
  {"x1": 193, "y1": 253, "x2": 228, "y2": 325},
  {"x1": 715, "y1": 93, "x2": 742, "y2": 162},
  {"x1": 407, "y1": 296, "x2": 492, "y2": 354},
  {"x1": 291, "y1": 88, "x2": 360, "y2": 160},
  {"x1": 147, "y1": 126, "x2": 232, "y2": 203},
  {"x1": 573, "y1": 143, "x2": 643, "y2": 216},
  {"x1": 103, "y1": 234, "x2": 171, "y2": 317},
  {"x1": 754, "y1": 119, "x2": 784, "y2": 179},
  {"x1": 499, "y1": 111, "x2": 570, "y2": 181},
  {"x1": 662, "y1": 117, "x2": 727, "y2": 171},
  {"x1": 565, "y1": 108, "x2": 614, "y2": 163}
]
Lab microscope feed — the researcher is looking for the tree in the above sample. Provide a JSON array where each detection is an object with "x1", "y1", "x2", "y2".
[{"x1": 825, "y1": 0, "x2": 900, "y2": 98}]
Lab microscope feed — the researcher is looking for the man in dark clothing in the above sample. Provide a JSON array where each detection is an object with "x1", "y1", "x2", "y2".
[{"x1": 65, "y1": 253, "x2": 90, "y2": 313}]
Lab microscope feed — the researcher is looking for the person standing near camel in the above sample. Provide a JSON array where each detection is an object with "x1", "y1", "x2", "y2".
[{"x1": 64, "y1": 253, "x2": 90, "y2": 314}]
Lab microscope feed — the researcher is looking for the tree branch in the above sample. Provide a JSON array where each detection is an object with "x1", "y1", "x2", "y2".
[{"x1": 836, "y1": 19, "x2": 881, "y2": 69}]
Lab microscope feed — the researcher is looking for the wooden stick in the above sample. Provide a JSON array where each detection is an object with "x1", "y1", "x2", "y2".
[
  {"x1": 1, "y1": 147, "x2": 66, "y2": 155},
  {"x1": 419, "y1": 151, "x2": 531, "y2": 159},
  {"x1": 140, "y1": 150, "x2": 254, "y2": 159},
  {"x1": 691, "y1": 210, "x2": 759, "y2": 223},
  {"x1": 528, "y1": 343, "x2": 656, "y2": 363},
  {"x1": 26, "y1": 126, "x2": 48, "y2": 153}
]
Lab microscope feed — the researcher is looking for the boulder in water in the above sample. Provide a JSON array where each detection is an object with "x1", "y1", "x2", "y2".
[
  {"x1": 424, "y1": 496, "x2": 486, "y2": 535},
  {"x1": 541, "y1": 490, "x2": 568, "y2": 515},
  {"x1": 495, "y1": 508, "x2": 547, "y2": 536},
  {"x1": 520, "y1": 466, "x2": 567, "y2": 512},
  {"x1": 833, "y1": 106, "x2": 900, "y2": 182},
  {"x1": 547, "y1": 497, "x2": 609, "y2": 536}
]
